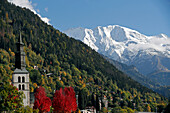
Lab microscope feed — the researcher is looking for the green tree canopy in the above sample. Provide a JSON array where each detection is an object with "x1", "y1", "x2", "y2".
[{"x1": 0, "y1": 83, "x2": 24, "y2": 112}]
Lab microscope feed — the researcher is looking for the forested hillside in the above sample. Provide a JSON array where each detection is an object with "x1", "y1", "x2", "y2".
[
  {"x1": 104, "y1": 56, "x2": 170, "y2": 98},
  {"x1": 0, "y1": 0, "x2": 168, "y2": 112}
]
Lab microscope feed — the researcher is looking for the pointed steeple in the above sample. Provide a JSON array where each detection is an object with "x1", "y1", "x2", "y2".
[
  {"x1": 19, "y1": 32, "x2": 24, "y2": 45},
  {"x1": 15, "y1": 32, "x2": 26, "y2": 69}
]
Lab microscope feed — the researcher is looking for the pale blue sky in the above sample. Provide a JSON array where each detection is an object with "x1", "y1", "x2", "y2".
[{"x1": 31, "y1": 0, "x2": 170, "y2": 36}]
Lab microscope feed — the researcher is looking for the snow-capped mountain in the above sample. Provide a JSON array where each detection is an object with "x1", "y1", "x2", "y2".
[{"x1": 64, "y1": 25, "x2": 170, "y2": 76}]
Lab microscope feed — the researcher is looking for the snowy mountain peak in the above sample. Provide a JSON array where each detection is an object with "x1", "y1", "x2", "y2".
[{"x1": 64, "y1": 25, "x2": 170, "y2": 75}]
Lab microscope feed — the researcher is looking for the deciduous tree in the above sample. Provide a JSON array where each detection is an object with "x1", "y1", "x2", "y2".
[
  {"x1": 0, "y1": 84, "x2": 24, "y2": 112},
  {"x1": 33, "y1": 86, "x2": 51, "y2": 113},
  {"x1": 52, "y1": 87, "x2": 77, "y2": 113}
]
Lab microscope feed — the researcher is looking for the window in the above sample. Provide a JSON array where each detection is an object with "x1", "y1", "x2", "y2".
[
  {"x1": 22, "y1": 84, "x2": 25, "y2": 90},
  {"x1": 18, "y1": 76, "x2": 21, "y2": 83},
  {"x1": 22, "y1": 76, "x2": 25, "y2": 82},
  {"x1": 19, "y1": 84, "x2": 21, "y2": 90}
]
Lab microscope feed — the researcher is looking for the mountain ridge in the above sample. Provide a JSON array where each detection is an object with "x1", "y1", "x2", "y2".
[{"x1": 64, "y1": 25, "x2": 170, "y2": 77}]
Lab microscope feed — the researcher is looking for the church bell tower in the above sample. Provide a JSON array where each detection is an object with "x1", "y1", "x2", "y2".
[{"x1": 12, "y1": 33, "x2": 30, "y2": 106}]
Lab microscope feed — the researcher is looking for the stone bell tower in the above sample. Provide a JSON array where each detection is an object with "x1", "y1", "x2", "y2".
[{"x1": 12, "y1": 33, "x2": 30, "y2": 106}]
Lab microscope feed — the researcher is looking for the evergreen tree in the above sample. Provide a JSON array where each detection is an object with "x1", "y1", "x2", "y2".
[
  {"x1": 78, "y1": 89, "x2": 88, "y2": 110},
  {"x1": 96, "y1": 94, "x2": 100, "y2": 112},
  {"x1": 164, "y1": 100, "x2": 170, "y2": 113}
]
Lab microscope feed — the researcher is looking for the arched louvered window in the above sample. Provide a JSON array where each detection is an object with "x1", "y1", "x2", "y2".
[
  {"x1": 22, "y1": 84, "x2": 25, "y2": 90},
  {"x1": 22, "y1": 76, "x2": 25, "y2": 83},
  {"x1": 19, "y1": 84, "x2": 21, "y2": 90},
  {"x1": 18, "y1": 76, "x2": 21, "y2": 83}
]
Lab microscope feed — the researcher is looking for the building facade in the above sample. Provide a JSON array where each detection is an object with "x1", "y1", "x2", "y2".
[{"x1": 12, "y1": 33, "x2": 30, "y2": 106}]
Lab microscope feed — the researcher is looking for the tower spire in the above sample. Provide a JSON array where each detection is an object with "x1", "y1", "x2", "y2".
[
  {"x1": 19, "y1": 32, "x2": 22, "y2": 43},
  {"x1": 15, "y1": 32, "x2": 26, "y2": 69},
  {"x1": 19, "y1": 31, "x2": 24, "y2": 44}
]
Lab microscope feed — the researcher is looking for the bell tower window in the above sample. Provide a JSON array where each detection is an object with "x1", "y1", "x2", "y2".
[
  {"x1": 18, "y1": 76, "x2": 21, "y2": 83},
  {"x1": 22, "y1": 84, "x2": 25, "y2": 90},
  {"x1": 22, "y1": 76, "x2": 25, "y2": 82},
  {"x1": 19, "y1": 84, "x2": 21, "y2": 90}
]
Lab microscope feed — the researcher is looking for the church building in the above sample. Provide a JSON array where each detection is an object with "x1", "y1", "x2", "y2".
[{"x1": 12, "y1": 33, "x2": 30, "y2": 106}]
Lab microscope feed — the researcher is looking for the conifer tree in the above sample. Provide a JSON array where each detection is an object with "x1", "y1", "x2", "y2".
[
  {"x1": 96, "y1": 94, "x2": 100, "y2": 112},
  {"x1": 78, "y1": 89, "x2": 88, "y2": 110}
]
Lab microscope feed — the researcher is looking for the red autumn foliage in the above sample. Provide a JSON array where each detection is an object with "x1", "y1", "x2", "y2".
[
  {"x1": 33, "y1": 86, "x2": 52, "y2": 113},
  {"x1": 52, "y1": 87, "x2": 77, "y2": 113}
]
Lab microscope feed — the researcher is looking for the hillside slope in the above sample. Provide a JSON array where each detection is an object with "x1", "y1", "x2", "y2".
[
  {"x1": 103, "y1": 56, "x2": 170, "y2": 97},
  {"x1": 148, "y1": 70, "x2": 170, "y2": 86}
]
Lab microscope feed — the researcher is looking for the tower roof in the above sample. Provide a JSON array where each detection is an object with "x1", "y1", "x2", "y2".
[
  {"x1": 17, "y1": 32, "x2": 24, "y2": 45},
  {"x1": 15, "y1": 32, "x2": 26, "y2": 70}
]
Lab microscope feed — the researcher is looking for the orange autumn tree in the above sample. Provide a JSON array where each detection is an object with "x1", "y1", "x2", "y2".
[
  {"x1": 33, "y1": 86, "x2": 51, "y2": 113},
  {"x1": 52, "y1": 87, "x2": 77, "y2": 113}
]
